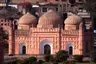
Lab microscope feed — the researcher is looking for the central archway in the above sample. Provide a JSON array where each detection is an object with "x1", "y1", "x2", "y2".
[
  {"x1": 44, "y1": 44, "x2": 51, "y2": 54},
  {"x1": 40, "y1": 40, "x2": 53, "y2": 54}
]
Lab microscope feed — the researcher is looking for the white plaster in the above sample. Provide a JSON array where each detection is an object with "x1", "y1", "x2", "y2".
[
  {"x1": 8, "y1": 5, "x2": 17, "y2": 8},
  {"x1": 40, "y1": 40, "x2": 53, "y2": 54}
]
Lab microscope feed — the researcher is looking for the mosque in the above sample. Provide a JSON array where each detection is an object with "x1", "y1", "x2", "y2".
[
  {"x1": 0, "y1": 0, "x2": 94, "y2": 56},
  {"x1": 1, "y1": 9, "x2": 91, "y2": 56}
]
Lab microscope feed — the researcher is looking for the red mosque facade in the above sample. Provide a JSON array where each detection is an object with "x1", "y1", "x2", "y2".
[{"x1": 4, "y1": 10, "x2": 93, "y2": 56}]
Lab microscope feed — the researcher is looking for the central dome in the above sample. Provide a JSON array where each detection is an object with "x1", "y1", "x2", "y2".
[{"x1": 37, "y1": 10, "x2": 63, "y2": 28}]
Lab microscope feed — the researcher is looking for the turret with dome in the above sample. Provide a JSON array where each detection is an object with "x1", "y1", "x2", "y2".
[
  {"x1": 64, "y1": 14, "x2": 82, "y2": 30},
  {"x1": 18, "y1": 12, "x2": 37, "y2": 29}
]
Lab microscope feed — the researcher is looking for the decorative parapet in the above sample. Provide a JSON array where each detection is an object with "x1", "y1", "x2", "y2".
[
  {"x1": 31, "y1": 28, "x2": 60, "y2": 33},
  {"x1": 15, "y1": 29, "x2": 30, "y2": 36},
  {"x1": 62, "y1": 30, "x2": 79, "y2": 36}
]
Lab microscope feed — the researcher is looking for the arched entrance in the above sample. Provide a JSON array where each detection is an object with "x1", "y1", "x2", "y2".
[
  {"x1": 69, "y1": 46, "x2": 73, "y2": 55},
  {"x1": 44, "y1": 44, "x2": 51, "y2": 54},
  {"x1": 22, "y1": 46, "x2": 26, "y2": 54},
  {"x1": 66, "y1": 43, "x2": 74, "y2": 55},
  {"x1": 20, "y1": 43, "x2": 26, "y2": 54},
  {"x1": 40, "y1": 40, "x2": 53, "y2": 54}
]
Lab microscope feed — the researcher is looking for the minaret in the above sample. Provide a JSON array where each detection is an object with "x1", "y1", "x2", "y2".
[
  {"x1": 79, "y1": 22, "x2": 84, "y2": 55},
  {"x1": 0, "y1": 26, "x2": 4, "y2": 64},
  {"x1": 9, "y1": 20, "x2": 15, "y2": 54}
]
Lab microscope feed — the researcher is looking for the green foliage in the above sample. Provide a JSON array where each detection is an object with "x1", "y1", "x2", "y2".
[
  {"x1": 37, "y1": 60, "x2": 44, "y2": 64},
  {"x1": 20, "y1": 56, "x2": 37, "y2": 64},
  {"x1": 65, "y1": 61, "x2": 76, "y2": 64},
  {"x1": 53, "y1": 61, "x2": 58, "y2": 64},
  {"x1": 44, "y1": 54, "x2": 54, "y2": 62},
  {"x1": 74, "y1": 55, "x2": 83, "y2": 62},
  {"x1": 2, "y1": 30, "x2": 8, "y2": 40},
  {"x1": 28, "y1": 56, "x2": 37, "y2": 62},
  {"x1": 84, "y1": 0, "x2": 96, "y2": 17},
  {"x1": 55, "y1": 50, "x2": 68, "y2": 62}
]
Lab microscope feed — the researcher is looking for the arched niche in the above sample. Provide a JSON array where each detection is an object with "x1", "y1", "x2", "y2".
[
  {"x1": 20, "y1": 43, "x2": 26, "y2": 54},
  {"x1": 66, "y1": 43, "x2": 74, "y2": 55},
  {"x1": 40, "y1": 40, "x2": 53, "y2": 54}
]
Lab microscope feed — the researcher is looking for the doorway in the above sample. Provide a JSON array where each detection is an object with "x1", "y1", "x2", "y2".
[
  {"x1": 69, "y1": 46, "x2": 73, "y2": 55},
  {"x1": 44, "y1": 44, "x2": 51, "y2": 54},
  {"x1": 22, "y1": 46, "x2": 26, "y2": 54}
]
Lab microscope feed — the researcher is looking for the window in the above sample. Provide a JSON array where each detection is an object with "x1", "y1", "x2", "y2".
[
  {"x1": 79, "y1": 0, "x2": 83, "y2": 2},
  {"x1": 1, "y1": 23, "x2": 3, "y2": 26},
  {"x1": 5, "y1": 24, "x2": 7, "y2": 26},
  {"x1": 69, "y1": 0, "x2": 76, "y2": 4},
  {"x1": 62, "y1": 0, "x2": 66, "y2": 2},
  {"x1": 42, "y1": 8, "x2": 47, "y2": 12},
  {"x1": 56, "y1": 0, "x2": 58, "y2": 1},
  {"x1": 44, "y1": 0, "x2": 47, "y2": 2},
  {"x1": 56, "y1": 8, "x2": 58, "y2": 11}
]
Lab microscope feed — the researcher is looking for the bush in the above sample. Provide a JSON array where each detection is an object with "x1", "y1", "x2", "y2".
[
  {"x1": 28, "y1": 56, "x2": 37, "y2": 63},
  {"x1": 74, "y1": 55, "x2": 83, "y2": 62},
  {"x1": 44, "y1": 54, "x2": 53, "y2": 62},
  {"x1": 23, "y1": 59, "x2": 29, "y2": 64},
  {"x1": 53, "y1": 61, "x2": 58, "y2": 64},
  {"x1": 37, "y1": 60, "x2": 44, "y2": 64},
  {"x1": 65, "y1": 61, "x2": 76, "y2": 64},
  {"x1": 22, "y1": 56, "x2": 37, "y2": 64},
  {"x1": 16, "y1": 60, "x2": 24, "y2": 64},
  {"x1": 55, "y1": 50, "x2": 68, "y2": 62}
]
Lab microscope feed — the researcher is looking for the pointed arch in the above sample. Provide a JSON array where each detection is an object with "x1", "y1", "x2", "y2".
[
  {"x1": 44, "y1": 44, "x2": 51, "y2": 54},
  {"x1": 66, "y1": 43, "x2": 74, "y2": 55},
  {"x1": 40, "y1": 39, "x2": 53, "y2": 54},
  {"x1": 20, "y1": 43, "x2": 26, "y2": 54}
]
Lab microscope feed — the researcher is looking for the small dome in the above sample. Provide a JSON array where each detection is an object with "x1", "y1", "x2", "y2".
[
  {"x1": 18, "y1": 12, "x2": 37, "y2": 25},
  {"x1": 38, "y1": 10, "x2": 63, "y2": 28},
  {"x1": 64, "y1": 14, "x2": 82, "y2": 25}
]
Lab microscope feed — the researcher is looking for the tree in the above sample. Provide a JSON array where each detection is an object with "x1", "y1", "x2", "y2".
[
  {"x1": 18, "y1": 2, "x2": 38, "y2": 18},
  {"x1": 84, "y1": 0, "x2": 96, "y2": 17},
  {"x1": 83, "y1": 0, "x2": 96, "y2": 30},
  {"x1": 55, "y1": 50, "x2": 68, "y2": 62}
]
